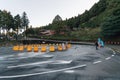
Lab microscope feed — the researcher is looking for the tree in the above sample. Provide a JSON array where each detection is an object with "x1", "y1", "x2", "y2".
[
  {"x1": 14, "y1": 14, "x2": 22, "y2": 40},
  {"x1": 52, "y1": 15, "x2": 62, "y2": 23},
  {"x1": 0, "y1": 10, "x2": 14, "y2": 40},
  {"x1": 0, "y1": 10, "x2": 2, "y2": 35},
  {"x1": 21, "y1": 12, "x2": 29, "y2": 38},
  {"x1": 1, "y1": 11, "x2": 14, "y2": 30},
  {"x1": 101, "y1": 8, "x2": 120, "y2": 38}
]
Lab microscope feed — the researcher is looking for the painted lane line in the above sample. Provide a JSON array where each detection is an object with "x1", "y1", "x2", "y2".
[
  {"x1": 64, "y1": 70, "x2": 75, "y2": 73},
  {"x1": 105, "y1": 57, "x2": 111, "y2": 60},
  {"x1": 7, "y1": 60, "x2": 72, "y2": 69},
  {"x1": 0, "y1": 64, "x2": 87, "y2": 79},
  {"x1": 93, "y1": 61, "x2": 102, "y2": 64},
  {"x1": 7, "y1": 61, "x2": 53, "y2": 69},
  {"x1": 111, "y1": 55, "x2": 115, "y2": 57},
  {"x1": 9, "y1": 56, "x2": 34, "y2": 60},
  {"x1": 51, "y1": 60, "x2": 72, "y2": 64},
  {"x1": 13, "y1": 54, "x2": 52, "y2": 60}
]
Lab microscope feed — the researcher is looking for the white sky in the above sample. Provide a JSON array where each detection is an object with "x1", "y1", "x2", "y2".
[{"x1": 0, "y1": 0, "x2": 99, "y2": 27}]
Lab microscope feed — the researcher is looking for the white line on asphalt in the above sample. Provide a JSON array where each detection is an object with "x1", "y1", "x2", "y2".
[
  {"x1": 64, "y1": 70, "x2": 75, "y2": 73},
  {"x1": 7, "y1": 61, "x2": 53, "y2": 69},
  {"x1": 0, "y1": 64, "x2": 87, "y2": 79},
  {"x1": 93, "y1": 61, "x2": 102, "y2": 64},
  {"x1": 111, "y1": 55, "x2": 115, "y2": 57},
  {"x1": 51, "y1": 60, "x2": 72, "y2": 64},
  {"x1": 105, "y1": 57, "x2": 111, "y2": 60},
  {"x1": 7, "y1": 60, "x2": 72, "y2": 69}
]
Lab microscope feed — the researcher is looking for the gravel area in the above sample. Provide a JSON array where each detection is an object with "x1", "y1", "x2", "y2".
[{"x1": 106, "y1": 44, "x2": 120, "y2": 53}]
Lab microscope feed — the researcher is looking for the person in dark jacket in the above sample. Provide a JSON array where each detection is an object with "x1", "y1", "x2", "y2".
[{"x1": 95, "y1": 41, "x2": 99, "y2": 50}]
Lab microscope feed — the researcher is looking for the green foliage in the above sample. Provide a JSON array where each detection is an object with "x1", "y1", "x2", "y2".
[
  {"x1": 52, "y1": 15, "x2": 62, "y2": 23},
  {"x1": 43, "y1": 0, "x2": 108, "y2": 29},
  {"x1": 21, "y1": 12, "x2": 29, "y2": 38},
  {"x1": 0, "y1": 10, "x2": 30, "y2": 40},
  {"x1": 25, "y1": 28, "x2": 35, "y2": 35},
  {"x1": 71, "y1": 27, "x2": 101, "y2": 40},
  {"x1": 28, "y1": 0, "x2": 120, "y2": 41},
  {"x1": 0, "y1": 10, "x2": 14, "y2": 31},
  {"x1": 0, "y1": 10, "x2": 29, "y2": 31},
  {"x1": 101, "y1": 8, "x2": 120, "y2": 38},
  {"x1": 21, "y1": 12, "x2": 29, "y2": 29},
  {"x1": 14, "y1": 14, "x2": 21, "y2": 30}
]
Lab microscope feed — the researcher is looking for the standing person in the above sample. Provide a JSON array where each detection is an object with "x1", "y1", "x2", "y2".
[
  {"x1": 95, "y1": 41, "x2": 99, "y2": 50},
  {"x1": 100, "y1": 40, "x2": 104, "y2": 48},
  {"x1": 98, "y1": 38, "x2": 101, "y2": 48},
  {"x1": 98, "y1": 38, "x2": 104, "y2": 48}
]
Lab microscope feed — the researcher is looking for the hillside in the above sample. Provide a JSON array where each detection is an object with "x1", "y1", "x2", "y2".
[{"x1": 27, "y1": 0, "x2": 120, "y2": 41}]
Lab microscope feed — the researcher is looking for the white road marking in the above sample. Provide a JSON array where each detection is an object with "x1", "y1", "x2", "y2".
[
  {"x1": 64, "y1": 70, "x2": 75, "y2": 73},
  {"x1": 42, "y1": 55, "x2": 53, "y2": 58},
  {"x1": 0, "y1": 55, "x2": 14, "y2": 60},
  {"x1": 105, "y1": 57, "x2": 111, "y2": 60},
  {"x1": 0, "y1": 46, "x2": 117, "y2": 79},
  {"x1": 0, "y1": 64, "x2": 87, "y2": 79},
  {"x1": 9, "y1": 56, "x2": 34, "y2": 60},
  {"x1": 51, "y1": 60, "x2": 72, "y2": 64},
  {"x1": 93, "y1": 61, "x2": 102, "y2": 64},
  {"x1": 7, "y1": 61, "x2": 53, "y2": 69},
  {"x1": 9, "y1": 54, "x2": 53, "y2": 60},
  {"x1": 7, "y1": 60, "x2": 72, "y2": 69},
  {"x1": 111, "y1": 55, "x2": 115, "y2": 57}
]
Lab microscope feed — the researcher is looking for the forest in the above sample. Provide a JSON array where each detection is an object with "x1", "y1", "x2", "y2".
[
  {"x1": 26, "y1": 0, "x2": 120, "y2": 41},
  {"x1": 0, "y1": 10, "x2": 29, "y2": 40}
]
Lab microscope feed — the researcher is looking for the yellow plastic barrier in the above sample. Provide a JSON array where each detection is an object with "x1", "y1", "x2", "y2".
[
  {"x1": 34, "y1": 46, "x2": 39, "y2": 52},
  {"x1": 23, "y1": 45, "x2": 25, "y2": 48},
  {"x1": 49, "y1": 45, "x2": 55, "y2": 52},
  {"x1": 13, "y1": 46, "x2": 19, "y2": 51},
  {"x1": 41, "y1": 46, "x2": 47, "y2": 52},
  {"x1": 27, "y1": 46, "x2": 32, "y2": 52},
  {"x1": 67, "y1": 44, "x2": 71, "y2": 49},
  {"x1": 58, "y1": 45, "x2": 62, "y2": 51},
  {"x1": 19, "y1": 46, "x2": 24, "y2": 51}
]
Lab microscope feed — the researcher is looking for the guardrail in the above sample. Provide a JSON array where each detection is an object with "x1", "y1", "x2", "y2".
[
  {"x1": 20, "y1": 39, "x2": 120, "y2": 45},
  {"x1": 105, "y1": 41, "x2": 120, "y2": 45}
]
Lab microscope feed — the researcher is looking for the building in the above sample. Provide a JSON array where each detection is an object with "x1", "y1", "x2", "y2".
[{"x1": 41, "y1": 30, "x2": 55, "y2": 36}]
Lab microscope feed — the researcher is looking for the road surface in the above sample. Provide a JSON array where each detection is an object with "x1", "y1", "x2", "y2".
[{"x1": 0, "y1": 45, "x2": 120, "y2": 80}]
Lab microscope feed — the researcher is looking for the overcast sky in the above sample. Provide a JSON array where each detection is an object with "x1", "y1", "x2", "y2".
[{"x1": 0, "y1": 0, "x2": 99, "y2": 27}]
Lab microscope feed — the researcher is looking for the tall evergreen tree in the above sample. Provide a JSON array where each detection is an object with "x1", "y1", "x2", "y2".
[
  {"x1": 21, "y1": 12, "x2": 29, "y2": 38},
  {"x1": 14, "y1": 14, "x2": 22, "y2": 40}
]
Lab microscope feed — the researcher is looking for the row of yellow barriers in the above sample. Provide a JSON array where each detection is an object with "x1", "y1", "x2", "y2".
[{"x1": 13, "y1": 44, "x2": 71, "y2": 52}]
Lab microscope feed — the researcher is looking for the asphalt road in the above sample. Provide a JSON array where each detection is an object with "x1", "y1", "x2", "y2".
[{"x1": 0, "y1": 45, "x2": 120, "y2": 80}]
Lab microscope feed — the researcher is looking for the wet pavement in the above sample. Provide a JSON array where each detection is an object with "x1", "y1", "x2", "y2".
[{"x1": 0, "y1": 45, "x2": 120, "y2": 80}]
